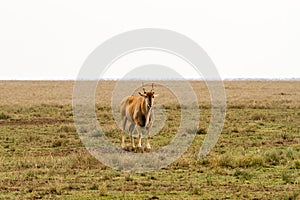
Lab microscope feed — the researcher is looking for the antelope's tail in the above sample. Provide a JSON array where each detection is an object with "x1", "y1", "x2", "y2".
[{"x1": 120, "y1": 96, "x2": 129, "y2": 118}]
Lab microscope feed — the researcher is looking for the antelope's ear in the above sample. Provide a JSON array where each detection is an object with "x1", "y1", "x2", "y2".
[
  {"x1": 154, "y1": 94, "x2": 159, "y2": 98},
  {"x1": 138, "y1": 92, "x2": 146, "y2": 97}
]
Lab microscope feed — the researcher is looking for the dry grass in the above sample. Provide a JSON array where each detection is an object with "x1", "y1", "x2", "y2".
[
  {"x1": 1, "y1": 80, "x2": 299, "y2": 108},
  {"x1": 0, "y1": 80, "x2": 300, "y2": 199}
]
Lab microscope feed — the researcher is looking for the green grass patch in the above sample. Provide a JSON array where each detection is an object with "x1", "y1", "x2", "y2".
[{"x1": 0, "y1": 104, "x2": 300, "y2": 199}]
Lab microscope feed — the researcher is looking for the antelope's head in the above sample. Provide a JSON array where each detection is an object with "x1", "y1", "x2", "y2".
[{"x1": 138, "y1": 83, "x2": 159, "y2": 109}]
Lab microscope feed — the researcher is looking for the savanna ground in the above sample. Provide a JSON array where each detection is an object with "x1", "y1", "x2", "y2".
[{"x1": 0, "y1": 80, "x2": 300, "y2": 199}]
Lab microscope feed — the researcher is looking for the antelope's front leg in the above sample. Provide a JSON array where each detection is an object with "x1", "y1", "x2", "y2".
[
  {"x1": 130, "y1": 134, "x2": 135, "y2": 148},
  {"x1": 136, "y1": 125, "x2": 142, "y2": 148},
  {"x1": 146, "y1": 129, "x2": 151, "y2": 149},
  {"x1": 121, "y1": 132, "x2": 125, "y2": 148}
]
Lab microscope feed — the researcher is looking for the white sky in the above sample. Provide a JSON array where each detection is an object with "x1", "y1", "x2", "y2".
[{"x1": 0, "y1": 0, "x2": 300, "y2": 80}]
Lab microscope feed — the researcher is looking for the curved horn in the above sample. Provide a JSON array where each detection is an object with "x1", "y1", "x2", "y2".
[
  {"x1": 142, "y1": 82, "x2": 146, "y2": 93},
  {"x1": 151, "y1": 83, "x2": 154, "y2": 92}
]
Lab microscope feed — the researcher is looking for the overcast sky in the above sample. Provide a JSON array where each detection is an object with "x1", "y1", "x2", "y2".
[{"x1": 0, "y1": 0, "x2": 299, "y2": 80}]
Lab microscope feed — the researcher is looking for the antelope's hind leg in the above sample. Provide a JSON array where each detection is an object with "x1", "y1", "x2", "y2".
[
  {"x1": 121, "y1": 117, "x2": 127, "y2": 148},
  {"x1": 129, "y1": 123, "x2": 135, "y2": 148}
]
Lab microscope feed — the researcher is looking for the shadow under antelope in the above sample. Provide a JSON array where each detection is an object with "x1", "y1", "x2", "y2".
[{"x1": 120, "y1": 84, "x2": 158, "y2": 149}]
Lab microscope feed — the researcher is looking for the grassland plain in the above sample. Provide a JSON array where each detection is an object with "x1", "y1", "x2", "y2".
[{"x1": 0, "y1": 80, "x2": 300, "y2": 199}]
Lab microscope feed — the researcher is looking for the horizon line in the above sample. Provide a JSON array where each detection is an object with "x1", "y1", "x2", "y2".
[{"x1": 0, "y1": 78, "x2": 299, "y2": 81}]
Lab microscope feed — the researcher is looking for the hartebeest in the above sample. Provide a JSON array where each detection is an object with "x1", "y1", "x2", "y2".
[{"x1": 120, "y1": 84, "x2": 158, "y2": 149}]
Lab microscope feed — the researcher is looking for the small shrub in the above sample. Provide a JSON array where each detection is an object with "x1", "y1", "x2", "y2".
[
  {"x1": 66, "y1": 151, "x2": 101, "y2": 170},
  {"x1": 49, "y1": 186, "x2": 62, "y2": 195},
  {"x1": 235, "y1": 154, "x2": 265, "y2": 168},
  {"x1": 205, "y1": 174, "x2": 213, "y2": 186},
  {"x1": 89, "y1": 184, "x2": 98, "y2": 190},
  {"x1": 175, "y1": 158, "x2": 190, "y2": 169},
  {"x1": 282, "y1": 172, "x2": 295, "y2": 184},
  {"x1": 197, "y1": 128, "x2": 207, "y2": 135},
  {"x1": 294, "y1": 160, "x2": 300, "y2": 169},
  {"x1": 283, "y1": 192, "x2": 299, "y2": 200},
  {"x1": 78, "y1": 126, "x2": 88, "y2": 133},
  {"x1": 125, "y1": 175, "x2": 133, "y2": 182},
  {"x1": 90, "y1": 130, "x2": 104, "y2": 137},
  {"x1": 231, "y1": 127, "x2": 239, "y2": 133},
  {"x1": 234, "y1": 169, "x2": 253, "y2": 180},
  {"x1": 52, "y1": 139, "x2": 65, "y2": 147},
  {"x1": 58, "y1": 125, "x2": 76, "y2": 133},
  {"x1": 26, "y1": 171, "x2": 36, "y2": 178},
  {"x1": 191, "y1": 187, "x2": 201, "y2": 195},
  {"x1": 281, "y1": 131, "x2": 295, "y2": 141},
  {"x1": 98, "y1": 182, "x2": 108, "y2": 196},
  {"x1": 0, "y1": 112, "x2": 11, "y2": 120},
  {"x1": 140, "y1": 182, "x2": 152, "y2": 187},
  {"x1": 186, "y1": 127, "x2": 197, "y2": 134},
  {"x1": 250, "y1": 113, "x2": 265, "y2": 121},
  {"x1": 249, "y1": 155, "x2": 265, "y2": 167},
  {"x1": 105, "y1": 129, "x2": 118, "y2": 137},
  {"x1": 286, "y1": 147, "x2": 296, "y2": 160},
  {"x1": 264, "y1": 149, "x2": 282, "y2": 165},
  {"x1": 217, "y1": 154, "x2": 234, "y2": 168}
]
